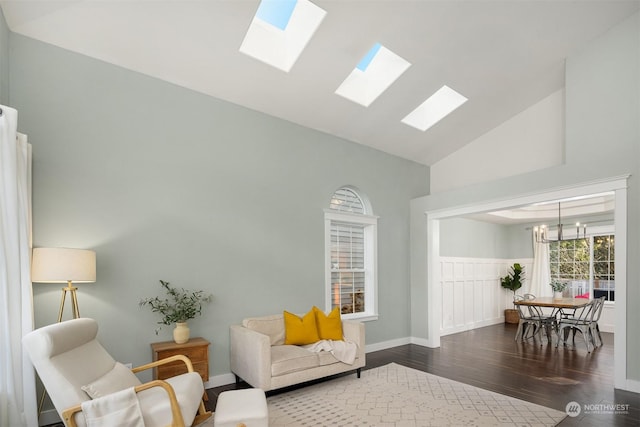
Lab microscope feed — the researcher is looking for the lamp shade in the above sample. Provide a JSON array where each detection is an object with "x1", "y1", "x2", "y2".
[{"x1": 31, "y1": 248, "x2": 96, "y2": 283}]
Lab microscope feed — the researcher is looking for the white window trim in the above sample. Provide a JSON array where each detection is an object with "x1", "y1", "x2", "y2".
[{"x1": 324, "y1": 209, "x2": 379, "y2": 321}]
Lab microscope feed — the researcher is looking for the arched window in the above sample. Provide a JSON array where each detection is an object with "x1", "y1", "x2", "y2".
[
  {"x1": 329, "y1": 187, "x2": 366, "y2": 214},
  {"x1": 325, "y1": 187, "x2": 378, "y2": 320}
]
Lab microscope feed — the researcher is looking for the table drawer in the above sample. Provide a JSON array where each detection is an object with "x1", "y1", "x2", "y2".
[
  {"x1": 156, "y1": 346, "x2": 207, "y2": 362},
  {"x1": 157, "y1": 361, "x2": 208, "y2": 381}
]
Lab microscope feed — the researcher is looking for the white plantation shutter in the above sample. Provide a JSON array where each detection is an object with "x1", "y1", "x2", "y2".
[
  {"x1": 331, "y1": 222, "x2": 365, "y2": 269},
  {"x1": 325, "y1": 187, "x2": 378, "y2": 319},
  {"x1": 331, "y1": 221, "x2": 365, "y2": 314}
]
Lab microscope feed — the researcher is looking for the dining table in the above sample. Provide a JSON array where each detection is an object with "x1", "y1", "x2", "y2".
[
  {"x1": 513, "y1": 297, "x2": 592, "y2": 343},
  {"x1": 514, "y1": 296, "x2": 592, "y2": 310}
]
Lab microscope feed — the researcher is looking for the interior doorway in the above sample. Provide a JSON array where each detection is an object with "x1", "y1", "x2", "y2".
[{"x1": 424, "y1": 176, "x2": 629, "y2": 390}]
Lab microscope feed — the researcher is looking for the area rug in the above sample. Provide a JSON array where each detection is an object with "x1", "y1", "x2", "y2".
[{"x1": 267, "y1": 363, "x2": 567, "y2": 426}]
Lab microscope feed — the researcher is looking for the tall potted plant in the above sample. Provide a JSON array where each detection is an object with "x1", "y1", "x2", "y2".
[
  {"x1": 501, "y1": 263, "x2": 523, "y2": 324},
  {"x1": 140, "y1": 280, "x2": 212, "y2": 343}
]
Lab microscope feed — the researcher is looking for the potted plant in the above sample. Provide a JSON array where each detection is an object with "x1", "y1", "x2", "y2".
[
  {"x1": 139, "y1": 280, "x2": 212, "y2": 343},
  {"x1": 550, "y1": 280, "x2": 567, "y2": 299},
  {"x1": 501, "y1": 263, "x2": 524, "y2": 324}
]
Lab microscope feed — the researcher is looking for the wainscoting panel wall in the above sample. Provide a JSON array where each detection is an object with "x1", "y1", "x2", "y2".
[{"x1": 440, "y1": 257, "x2": 533, "y2": 336}]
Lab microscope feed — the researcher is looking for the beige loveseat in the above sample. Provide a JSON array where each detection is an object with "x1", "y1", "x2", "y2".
[{"x1": 229, "y1": 313, "x2": 365, "y2": 391}]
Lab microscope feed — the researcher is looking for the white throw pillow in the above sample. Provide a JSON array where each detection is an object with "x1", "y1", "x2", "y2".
[{"x1": 81, "y1": 362, "x2": 142, "y2": 399}]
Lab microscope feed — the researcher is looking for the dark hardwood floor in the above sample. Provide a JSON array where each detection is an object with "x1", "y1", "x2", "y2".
[{"x1": 207, "y1": 323, "x2": 639, "y2": 426}]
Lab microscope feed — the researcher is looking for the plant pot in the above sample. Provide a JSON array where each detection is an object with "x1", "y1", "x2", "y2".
[
  {"x1": 504, "y1": 308, "x2": 519, "y2": 324},
  {"x1": 173, "y1": 322, "x2": 190, "y2": 344},
  {"x1": 553, "y1": 291, "x2": 563, "y2": 299}
]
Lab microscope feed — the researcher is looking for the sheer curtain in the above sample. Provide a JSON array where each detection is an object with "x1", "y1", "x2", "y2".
[
  {"x1": 529, "y1": 227, "x2": 552, "y2": 297},
  {"x1": 0, "y1": 105, "x2": 37, "y2": 427}
]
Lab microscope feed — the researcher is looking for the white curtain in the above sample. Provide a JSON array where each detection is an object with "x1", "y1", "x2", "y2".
[
  {"x1": 0, "y1": 105, "x2": 37, "y2": 427},
  {"x1": 529, "y1": 227, "x2": 552, "y2": 298}
]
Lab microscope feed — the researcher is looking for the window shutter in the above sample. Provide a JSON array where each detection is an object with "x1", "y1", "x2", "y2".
[{"x1": 328, "y1": 187, "x2": 370, "y2": 315}]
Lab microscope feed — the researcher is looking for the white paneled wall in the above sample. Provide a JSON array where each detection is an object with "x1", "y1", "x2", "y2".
[{"x1": 440, "y1": 257, "x2": 532, "y2": 336}]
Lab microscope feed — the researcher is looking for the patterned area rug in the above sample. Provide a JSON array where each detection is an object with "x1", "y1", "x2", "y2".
[{"x1": 267, "y1": 363, "x2": 567, "y2": 426}]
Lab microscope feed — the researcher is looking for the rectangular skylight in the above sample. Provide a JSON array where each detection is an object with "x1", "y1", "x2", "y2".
[
  {"x1": 335, "y1": 43, "x2": 411, "y2": 107},
  {"x1": 402, "y1": 85, "x2": 468, "y2": 131},
  {"x1": 239, "y1": 0, "x2": 326, "y2": 72}
]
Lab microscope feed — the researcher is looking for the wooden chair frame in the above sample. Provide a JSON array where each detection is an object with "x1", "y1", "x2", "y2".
[{"x1": 62, "y1": 355, "x2": 211, "y2": 427}]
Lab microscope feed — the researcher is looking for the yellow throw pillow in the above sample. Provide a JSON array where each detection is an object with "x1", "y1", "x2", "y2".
[
  {"x1": 313, "y1": 306, "x2": 343, "y2": 341},
  {"x1": 283, "y1": 309, "x2": 320, "y2": 345}
]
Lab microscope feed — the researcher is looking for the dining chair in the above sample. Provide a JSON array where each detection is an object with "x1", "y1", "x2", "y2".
[
  {"x1": 556, "y1": 298, "x2": 602, "y2": 352},
  {"x1": 514, "y1": 302, "x2": 541, "y2": 341},
  {"x1": 526, "y1": 305, "x2": 557, "y2": 344},
  {"x1": 589, "y1": 296, "x2": 606, "y2": 347}
]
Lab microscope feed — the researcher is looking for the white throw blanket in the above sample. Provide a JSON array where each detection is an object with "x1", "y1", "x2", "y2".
[
  {"x1": 305, "y1": 339, "x2": 357, "y2": 364},
  {"x1": 80, "y1": 387, "x2": 145, "y2": 427}
]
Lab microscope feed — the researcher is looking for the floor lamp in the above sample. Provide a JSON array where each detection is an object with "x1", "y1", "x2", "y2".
[
  {"x1": 31, "y1": 247, "x2": 96, "y2": 321},
  {"x1": 31, "y1": 247, "x2": 96, "y2": 418}
]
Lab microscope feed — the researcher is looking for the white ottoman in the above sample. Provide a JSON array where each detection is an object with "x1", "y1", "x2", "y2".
[{"x1": 213, "y1": 388, "x2": 268, "y2": 427}]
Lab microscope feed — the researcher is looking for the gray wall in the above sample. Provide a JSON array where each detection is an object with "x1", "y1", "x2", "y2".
[
  {"x1": 0, "y1": 7, "x2": 8, "y2": 104},
  {"x1": 412, "y1": 12, "x2": 639, "y2": 380},
  {"x1": 9, "y1": 34, "x2": 429, "y2": 386},
  {"x1": 505, "y1": 224, "x2": 532, "y2": 259},
  {"x1": 565, "y1": 11, "x2": 639, "y2": 380},
  {"x1": 439, "y1": 218, "x2": 512, "y2": 259}
]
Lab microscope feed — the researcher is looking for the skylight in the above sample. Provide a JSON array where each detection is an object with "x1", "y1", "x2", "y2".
[
  {"x1": 335, "y1": 43, "x2": 411, "y2": 107},
  {"x1": 239, "y1": 0, "x2": 327, "y2": 72},
  {"x1": 402, "y1": 85, "x2": 468, "y2": 131}
]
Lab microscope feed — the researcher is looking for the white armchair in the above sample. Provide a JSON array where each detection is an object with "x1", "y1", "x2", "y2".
[{"x1": 22, "y1": 318, "x2": 211, "y2": 427}]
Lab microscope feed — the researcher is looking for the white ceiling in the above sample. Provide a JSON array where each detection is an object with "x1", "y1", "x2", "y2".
[
  {"x1": 1, "y1": 0, "x2": 639, "y2": 165},
  {"x1": 468, "y1": 193, "x2": 616, "y2": 225}
]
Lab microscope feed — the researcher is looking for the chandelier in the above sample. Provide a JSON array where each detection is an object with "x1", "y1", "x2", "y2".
[{"x1": 534, "y1": 202, "x2": 587, "y2": 243}]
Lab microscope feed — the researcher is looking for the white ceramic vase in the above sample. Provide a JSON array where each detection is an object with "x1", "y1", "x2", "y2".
[
  {"x1": 173, "y1": 322, "x2": 190, "y2": 344},
  {"x1": 553, "y1": 291, "x2": 563, "y2": 299}
]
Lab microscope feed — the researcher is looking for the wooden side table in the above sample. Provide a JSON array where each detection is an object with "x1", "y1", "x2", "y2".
[{"x1": 151, "y1": 337, "x2": 210, "y2": 399}]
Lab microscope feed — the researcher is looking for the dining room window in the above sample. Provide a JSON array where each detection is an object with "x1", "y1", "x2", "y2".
[
  {"x1": 549, "y1": 232, "x2": 615, "y2": 301},
  {"x1": 325, "y1": 187, "x2": 378, "y2": 321}
]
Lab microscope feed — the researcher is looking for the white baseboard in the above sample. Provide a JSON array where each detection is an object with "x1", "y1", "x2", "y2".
[
  {"x1": 409, "y1": 336, "x2": 432, "y2": 347},
  {"x1": 620, "y1": 378, "x2": 640, "y2": 393},
  {"x1": 364, "y1": 337, "x2": 411, "y2": 353},
  {"x1": 39, "y1": 409, "x2": 61, "y2": 426},
  {"x1": 441, "y1": 318, "x2": 504, "y2": 337}
]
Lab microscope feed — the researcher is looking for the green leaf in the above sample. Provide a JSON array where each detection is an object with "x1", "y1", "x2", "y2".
[{"x1": 139, "y1": 280, "x2": 212, "y2": 328}]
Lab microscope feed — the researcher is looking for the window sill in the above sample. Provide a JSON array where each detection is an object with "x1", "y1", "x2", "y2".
[{"x1": 342, "y1": 313, "x2": 378, "y2": 322}]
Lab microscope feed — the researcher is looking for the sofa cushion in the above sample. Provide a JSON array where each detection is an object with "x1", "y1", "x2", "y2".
[
  {"x1": 313, "y1": 306, "x2": 343, "y2": 341},
  {"x1": 283, "y1": 310, "x2": 320, "y2": 345},
  {"x1": 270, "y1": 345, "x2": 319, "y2": 377},
  {"x1": 242, "y1": 314, "x2": 285, "y2": 346}
]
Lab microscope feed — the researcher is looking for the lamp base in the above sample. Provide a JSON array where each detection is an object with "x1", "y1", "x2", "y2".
[{"x1": 57, "y1": 281, "x2": 80, "y2": 322}]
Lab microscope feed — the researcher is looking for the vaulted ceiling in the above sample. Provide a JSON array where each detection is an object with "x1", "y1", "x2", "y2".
[{"x1": 1, "y1": 0, "x2": 638, "y2": 165}]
